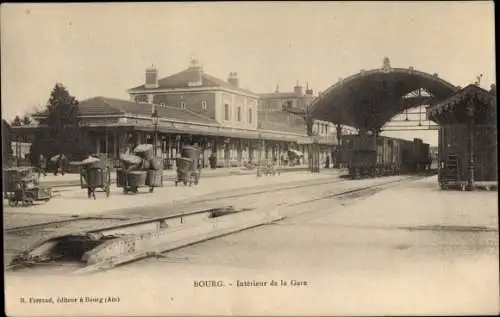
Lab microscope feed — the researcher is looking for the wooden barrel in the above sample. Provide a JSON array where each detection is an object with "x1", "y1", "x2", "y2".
[
  {"x1": 127, "y1": 171, "x2": 147, "y2": 187},
  {"x1": 146, "y1": 169, "x2": 163, "y2": 187}
]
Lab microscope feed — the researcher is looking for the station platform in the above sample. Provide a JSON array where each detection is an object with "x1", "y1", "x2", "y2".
[
  {"x1": 36, "y1": 165, "x2": 313, "y2": 188},
  {"x1": 3, "y1": 169, "x2": 341, "y2": 229}
]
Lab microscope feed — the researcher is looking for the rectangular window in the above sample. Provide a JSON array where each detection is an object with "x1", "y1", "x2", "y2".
[
  {"x1": 224, "y1": 104, "x2": 229, "y2": 121},
  {"x1": 201, "y1": 100, "x2": 207, "y2": 111},
  {"x1": 237, "y1": 107, "x2": 241, "y2": 121},
  {"x1": 248, "y1": 108, "x2": 252, "y2": 124},
  {"x1": 135, "y1": 94, "x2": 148, "y2": 103}
]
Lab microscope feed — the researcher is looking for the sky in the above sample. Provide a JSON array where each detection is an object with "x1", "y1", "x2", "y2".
[{"x1": 1, "y1": 2, "x2": 495, "y2": 145}]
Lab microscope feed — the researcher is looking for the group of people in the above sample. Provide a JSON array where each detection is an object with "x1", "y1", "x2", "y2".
[{"x1": 35, "y1": 153, "x2": 68, "y2": 177}]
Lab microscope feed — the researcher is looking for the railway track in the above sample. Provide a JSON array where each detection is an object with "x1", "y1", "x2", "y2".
[
  {"x1": 5, "y1": 176, "x2": 348, "y2": 234},
  {"x1": 5, "y1": 175, "x2": 422, "y2": 273}
]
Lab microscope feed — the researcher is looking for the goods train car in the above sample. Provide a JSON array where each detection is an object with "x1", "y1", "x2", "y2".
[{"x1": 340, "y1": 134, "x2": 431, "y2": 178}]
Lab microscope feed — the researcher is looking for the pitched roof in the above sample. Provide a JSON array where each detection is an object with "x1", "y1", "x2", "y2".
[
  {"x1": 427, "y1": 84, "x2": 496, "y2": 119},
  {"x1": 59, "y1": 97, "x2": 219, "y2": 125},
  {"x1": 258, "y1": 92, "x2": 301, "y2": 98},
  {"x1": 128, "y1": 68, "x2": 256, "y2": 95},
  {"x1": 258, "y1": 111, "x2": 307, "y2": 135}
]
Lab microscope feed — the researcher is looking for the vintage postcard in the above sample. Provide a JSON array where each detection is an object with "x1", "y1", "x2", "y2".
[{"x1": 2, "y1": 2, "x2": 498, "y2": 316}]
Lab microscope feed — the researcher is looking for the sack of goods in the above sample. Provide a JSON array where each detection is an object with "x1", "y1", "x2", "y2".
[
  {"x1": 148, "y1": 157, "x2": 163, "y2": 171},
  {"x1": 119, "y1": 153, "x2": 143, "y2": 169},
  {"x1": 146, "y1": 169, "x2": 163, "y2": 187},
  {"x1": 82, "y1": 156, "x2": 103, "y2": 169},
  {"x1": 126, "y1": 170, "x2": 147, "y2": 187},
  {"x1": 133, "y1": 144, "x2": 154, "y2": 160}
]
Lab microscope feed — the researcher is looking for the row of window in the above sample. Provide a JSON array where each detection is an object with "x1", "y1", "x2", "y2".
[
  {"x1": 134, "y1": 94, "x2": 253, "y2": 124},
  {"x1": 224, "y1": 104, "x2": 253, "y2": 124}
]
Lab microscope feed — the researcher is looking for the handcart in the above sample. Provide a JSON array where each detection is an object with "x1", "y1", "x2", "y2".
[
  {"x1": 175, "y1": 157, "x2": 200, "y2": 186},
  {"x1": 80, "y1": 167, "x2": 111, "y2": 199},
  {"x1": 117, "y1": 150, "x2": 163, "y2": 194},
  {"x1": 175, "y1": 145, "x2": 202, "y2": 186},
  {"x1": 3, "y1": 167, "x2": 52, "y2": 207},
  {"x1": 72, "y1": 157, "x2": 111, "y2": 199}
]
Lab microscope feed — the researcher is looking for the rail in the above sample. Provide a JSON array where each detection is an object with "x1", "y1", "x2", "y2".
[{"x1": 5, "y1": 176, "x2": 348, "y2": 234}]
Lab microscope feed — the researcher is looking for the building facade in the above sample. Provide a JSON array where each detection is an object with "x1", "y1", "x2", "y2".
[
  {"x1": 258, "y1": 82, "x2": 340, "y2": 164},
  {"x1": 16, "y1": 60, "x2": 323, "y2": 169}
]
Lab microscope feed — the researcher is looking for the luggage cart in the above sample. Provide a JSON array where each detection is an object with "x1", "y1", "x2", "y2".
[
  {"x1": 3, "y1": 167, "x2": 52, "y2": 207},
  {"x1": 80, "y1": 167, "x2": 111, "y2": 199},
  {"x1": 175, "y1": 157, "x2": 200, "y2": 186}
]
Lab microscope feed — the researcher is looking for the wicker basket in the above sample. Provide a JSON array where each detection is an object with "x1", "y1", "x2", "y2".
[
  {"x1": 146, "y1": 169, "x2": 163, "y2": 187},
  {"x1": 85, "y1": 168, "x2": 106, "y2": 187},
  {"x1": 127, "y1": 171, "x2": 147, "y2": 187}
]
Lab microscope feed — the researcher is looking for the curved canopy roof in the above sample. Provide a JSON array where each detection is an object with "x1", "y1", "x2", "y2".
[{"x1": 309, "y1": 62, "x2": 459, "y2": 130}]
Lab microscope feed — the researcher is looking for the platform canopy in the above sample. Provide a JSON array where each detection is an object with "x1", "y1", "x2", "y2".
[{"x1": 308, "y1": 58, "x2": 459, "y2": 131}]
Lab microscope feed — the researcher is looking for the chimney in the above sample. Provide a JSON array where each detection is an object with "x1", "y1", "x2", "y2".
[
  {"x1": 293, "y1": 80, "x2": 303, "y2": 96},
  {"x1": 228, "y1": 72, "x2": 239, "y2": 88},
  {"x1": 145, "y1": 66, "x2": 158, "y2": 89},
  {"x1": 305, "y1": 82, "x2": 313, "y2": 95},
  {"x1": 187, "y1": 58, "x2": 203, "y2": 87}
]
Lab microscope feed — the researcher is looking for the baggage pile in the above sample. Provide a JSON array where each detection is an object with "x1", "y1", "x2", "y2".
[
  {"x1": 175, "y1": 145, "x2": 201, "y2": 186},
  {"x1": 117, "y1": 144, "x2": 164, "y2": 194},
  {"x1": 71, "y1": 156, "x2": 111, "y2": 199}
]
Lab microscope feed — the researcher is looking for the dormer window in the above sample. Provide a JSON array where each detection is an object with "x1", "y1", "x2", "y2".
[{"x1": 180, "y1": 101, "x2": 186, "y2": 109}]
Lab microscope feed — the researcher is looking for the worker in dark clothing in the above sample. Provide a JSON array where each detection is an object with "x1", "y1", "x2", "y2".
[{"x1": 38, "y1": 154, "x2": 47, "y2": 177}]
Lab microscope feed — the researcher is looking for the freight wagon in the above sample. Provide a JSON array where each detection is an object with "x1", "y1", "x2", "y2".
[{"x1": 340, "y1": 134, "x2": 431, "y2": 178}]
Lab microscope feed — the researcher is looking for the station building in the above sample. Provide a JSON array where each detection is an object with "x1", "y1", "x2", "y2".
[{"x1": 13, "y1": 60, "x2": 338, "y2": 169}]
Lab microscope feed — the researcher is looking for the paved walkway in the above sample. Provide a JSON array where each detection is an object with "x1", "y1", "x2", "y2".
[
  {"x1": 36, "y1": 165, "x2": 316, "y2": 187},
  {"x1": 4, "y1": 170, "x2": 341, "y2": 228}
]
